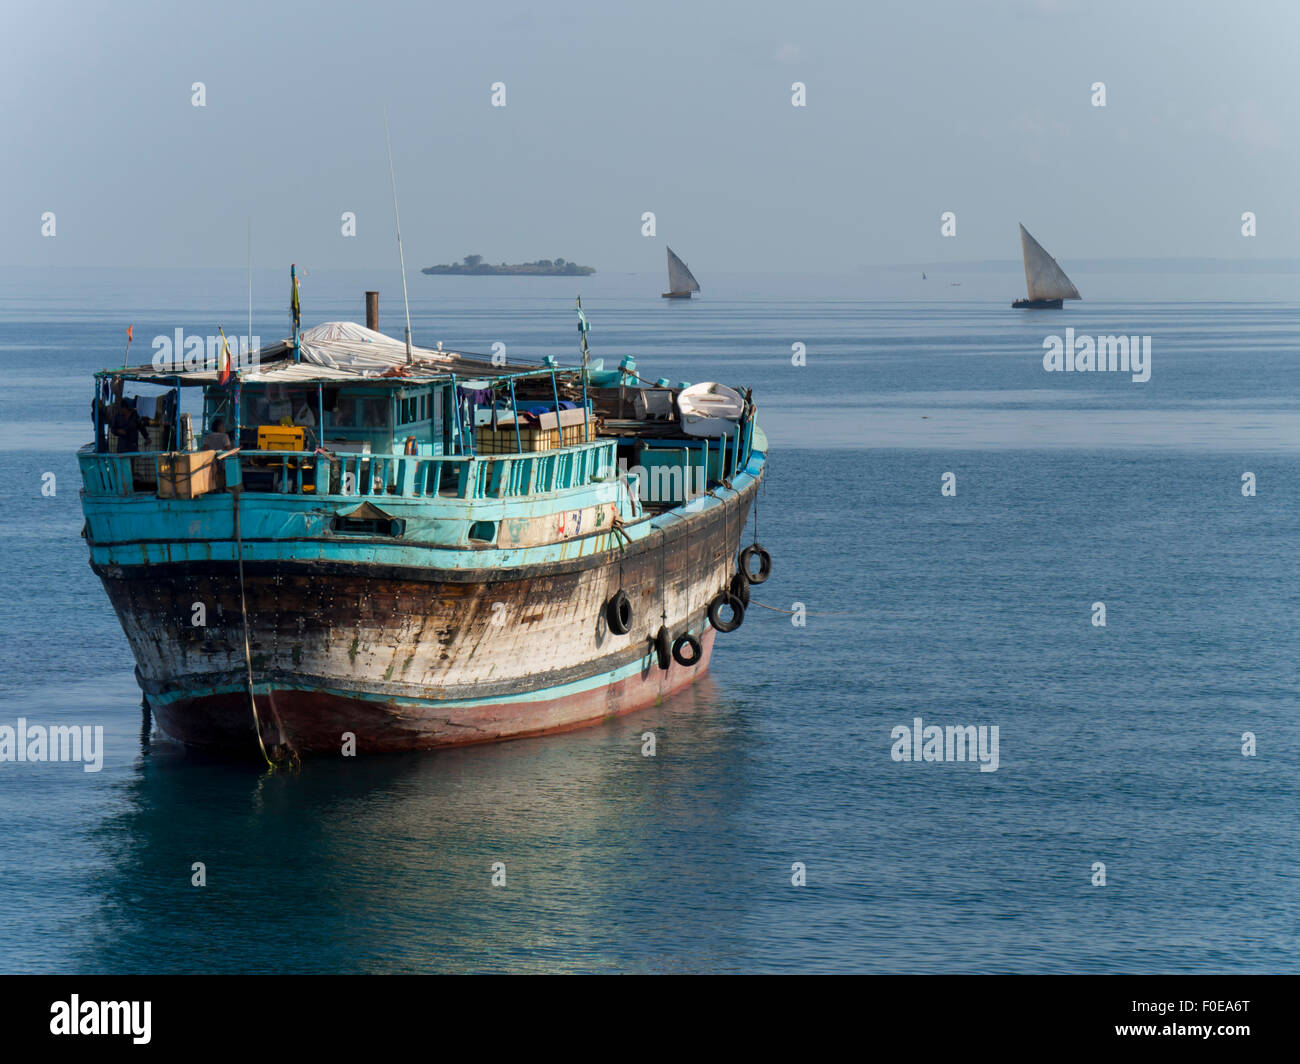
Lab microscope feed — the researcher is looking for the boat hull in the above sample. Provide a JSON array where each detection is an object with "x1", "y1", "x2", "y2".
[
  {"x1": 92, "y1": 482, "x2": 757, "y2": 757},
  {"x1": 661, "y1": 291, "x2": 693, "y2": 299},
  {"x1": 146, "y1": 629, "x2": 716, "y2": 755},
  {"x1": 1011, "y1": 298, "x2": 1064, "y2": 309}
]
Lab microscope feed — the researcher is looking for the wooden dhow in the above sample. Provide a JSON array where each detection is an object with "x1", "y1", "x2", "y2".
[
  {"x1": 79, "y1": 297, "x2": 768, "y2": 762},
  {"x1": 661, "y1": 247, "x2": 701, "y2": 299},
  {"x1": 1012, "y1": 224, "x2": 1081, "y2": 309}
]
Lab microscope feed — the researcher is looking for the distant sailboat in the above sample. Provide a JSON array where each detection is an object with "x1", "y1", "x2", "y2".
[
  {"x1": 1012, "y1": 224, "x2": 1080, "y2": 309},
  {"x1": 662, "y1": 247, "x2": 701, "y2": 299}
]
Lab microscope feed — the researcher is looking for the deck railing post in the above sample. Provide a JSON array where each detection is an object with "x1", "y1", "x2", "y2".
[
  {"x1": 172, "y1": 378, "x2": 181, "y2": 451},
  {"x1": 450, "y1": 374, "x2": 461, "y2": 455},
  {"x1": 508, "y1": 378, "x2": 523, "y2": 454},
  {"x1": 581, "y1": 376, "x2": 590, "y2": 443}
]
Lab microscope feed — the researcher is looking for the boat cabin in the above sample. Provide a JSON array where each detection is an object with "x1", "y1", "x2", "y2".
[{"x1": 82, "y1": 321, "x2": 756, "y2": 513}]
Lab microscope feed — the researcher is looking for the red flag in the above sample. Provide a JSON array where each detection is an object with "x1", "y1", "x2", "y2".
[
  {"x1": 126, "y1": 325, "x2": 133, "y2": 342},
  {"x1": 218, "y1": 327, "x2": 234, "y2": 386}
]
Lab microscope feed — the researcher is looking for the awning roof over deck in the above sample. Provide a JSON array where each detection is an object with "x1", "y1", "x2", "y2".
[{"x1": 106, "y1": 322, "x2": 567, "y2": 386}]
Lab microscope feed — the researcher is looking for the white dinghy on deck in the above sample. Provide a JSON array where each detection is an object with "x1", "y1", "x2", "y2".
[{"x1": 678, "y1": 382, "x2": 744, "y2": 437}]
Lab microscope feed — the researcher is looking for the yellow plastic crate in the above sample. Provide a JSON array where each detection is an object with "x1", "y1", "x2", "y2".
[{"x1": 257, "y1": 425, "x2": 305, "y2": 451}]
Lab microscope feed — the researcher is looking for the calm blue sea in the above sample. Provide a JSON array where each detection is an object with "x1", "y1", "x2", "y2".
[{"x1": 0, "y1": 266, "x2": 1297, "y2": 973}]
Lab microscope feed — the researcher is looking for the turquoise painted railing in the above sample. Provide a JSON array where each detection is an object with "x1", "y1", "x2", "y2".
[{"x1": 78, "y1": 440, "x2": 620, "y2": 502}]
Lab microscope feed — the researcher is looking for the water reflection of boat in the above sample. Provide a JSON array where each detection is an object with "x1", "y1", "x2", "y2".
[{"x1": 78, "y1": 674, "x2": 754, "y2": 973}]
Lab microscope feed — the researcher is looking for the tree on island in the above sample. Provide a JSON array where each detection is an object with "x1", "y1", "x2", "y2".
[{"x1": 421, "y1": 255, "x2": 595, "y2": 276}]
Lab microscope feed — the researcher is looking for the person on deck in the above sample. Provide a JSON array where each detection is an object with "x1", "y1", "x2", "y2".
[
  {"x1": 109, "y1": 399, "x2": 149, "y2": 454},
  {"x1": 200, "y1": 416, "x2": 234, "y2": 452},
  {"x1": 291, "y1": 399, "x2": 318, "y2": 446},
  {"x1": 91, "y1": 397, "x2": 110, "y2": 452}
]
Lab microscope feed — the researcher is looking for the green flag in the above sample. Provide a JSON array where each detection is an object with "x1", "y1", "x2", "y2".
[{"x1": 577, "y1": 297, "x2": 590, "y2": 361}]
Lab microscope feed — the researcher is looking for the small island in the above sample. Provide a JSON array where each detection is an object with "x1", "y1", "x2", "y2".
[{"x1": 423, "y1": 254, "x2": 596, "y2": 277}]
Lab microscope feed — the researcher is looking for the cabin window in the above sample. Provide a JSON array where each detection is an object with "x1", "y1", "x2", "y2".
[
  {"x1": 398, "y1": 394, "x2": 429, "y2": 425},
  {"x1": 468, "y1": 520, "x2": 497, "y2": 544},
  {"x1": 361, "y1": 398, "x2": 390, "y2": 428},
  {"x1": 329, "y1": 396, "x2": 358, "y2": 426},
  {"x1": 331, "y1": 516, "x2": 405, "y2": 537}
]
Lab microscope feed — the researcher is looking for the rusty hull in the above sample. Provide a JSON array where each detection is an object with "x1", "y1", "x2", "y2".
[{"x1": 95, "y1": 483, "x2": 757, "y2": 756}]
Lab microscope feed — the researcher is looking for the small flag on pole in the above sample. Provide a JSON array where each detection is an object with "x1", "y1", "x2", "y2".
[
  {"x1": 218, "y1": 326, "x2": 234, "y2": 386},
  {"x1": 291, "y1": 263, "x2": 302, "y2": 362},
  {"x1": 121, "y1": 324, "x2": 134, "y2": 369},
  {"x1": 576, "y1": 297, "x2": 590, "y2": 363},
  {"x1": 576, "y1": 297, "x2": 592, "y2": 439}
]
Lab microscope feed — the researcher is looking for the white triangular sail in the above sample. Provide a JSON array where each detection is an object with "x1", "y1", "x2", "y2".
[
  {"x1": 666, "y1": 247, "x2": 700, "y2": 294},
  {"x1": 1020, "y1": 225, "x2": 1080, "y2": 301}
]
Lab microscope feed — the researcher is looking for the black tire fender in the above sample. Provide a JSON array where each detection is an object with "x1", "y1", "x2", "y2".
[
  {"x1": 654, "y1": 625, "x2": 671, "y2": 670},
  {"x1": 707, "y1": 591, "x2": 745, "y2": 633},
  {"x1": 739, "y1": 544, "x2": 772, "y2": 585},
  {"x1": 671, "y1": 633, "x2": 702, "y2": 667},
  {"x1": 607, "y1": 590, "x2": 633, "y2": 635},
  {"x1": 730, "y1": 571, "x2": 750, "y2": 607}
]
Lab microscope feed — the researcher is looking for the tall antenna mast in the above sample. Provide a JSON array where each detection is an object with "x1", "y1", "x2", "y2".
[
  {"x1": 384, "y1": 109, "x2": 414, "y2": 364},
  {"x1": 247, "y1": 216, "x2": 252, "y2": 366}
]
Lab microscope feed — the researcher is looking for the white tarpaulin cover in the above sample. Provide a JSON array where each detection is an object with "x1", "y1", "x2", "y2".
[
  {"x1": 125, "y1": 323, "x2": 538, "y2": 384},
  {"x1": 290, "y1": 322, "x2": 457, "y2": 373}
]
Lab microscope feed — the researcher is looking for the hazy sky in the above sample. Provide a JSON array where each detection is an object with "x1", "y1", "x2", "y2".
[{"x1": 3, "y1": 0, "x2": 1297, "y2": 272}]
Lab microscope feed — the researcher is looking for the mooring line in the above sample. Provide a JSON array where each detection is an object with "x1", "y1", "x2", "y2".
[
  {"x1": 659, "y1": 528, "x2": 668, "y2": 624},
  {"x1": 233, "y1": 489, "x2": 274, "y2": 769}
]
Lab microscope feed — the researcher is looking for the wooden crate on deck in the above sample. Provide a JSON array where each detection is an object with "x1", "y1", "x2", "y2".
[
  {"x1": 157, "y1": 450, "x2": 219, "y2": 499},
  {"x1": 475, "y1": 410, "x2": 595, "y2": 454}
]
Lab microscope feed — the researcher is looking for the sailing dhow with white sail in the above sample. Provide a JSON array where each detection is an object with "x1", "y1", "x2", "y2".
[
  {"x1": 1012, "y1": 224, "x2": 1080, "y2": 309},
  {"x1": 662, "y1": 246, "x2": 701, "y2": 299}
]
